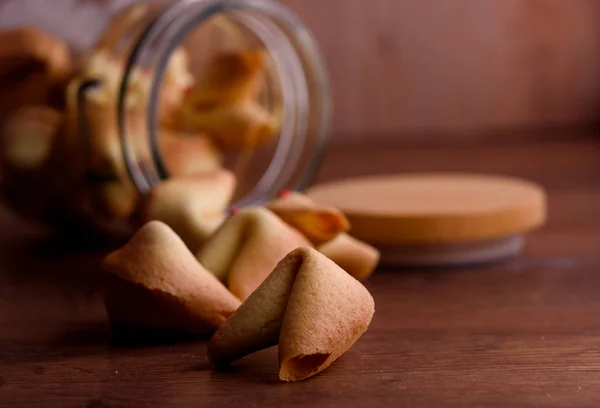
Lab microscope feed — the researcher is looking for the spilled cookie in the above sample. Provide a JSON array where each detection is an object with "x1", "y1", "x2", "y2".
[
  {"x1": 208, "y1": 247, "x2": 375, "y2": 382},
  {"x1": 267, "y1": 190, "x2": 379, "y2": 280},
  {"x1": 266, "y1": 189, "x2": 350, "y2": 245},
  {"x1": 197, "y1": 207, "x2": 312, "y2": 301},
  {"x1": 317, "y1": 233, "x2": 381, "y2": 281},
  {"x1": 101, "y1": 221, "x2": 241, "y2": 340}
]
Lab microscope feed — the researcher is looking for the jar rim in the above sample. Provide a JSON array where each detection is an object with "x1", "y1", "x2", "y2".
[{"x1": 118, "y1": 0, "x2": 331, "y2": 204}]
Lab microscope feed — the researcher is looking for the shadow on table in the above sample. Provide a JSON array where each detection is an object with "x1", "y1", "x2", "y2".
[
  {"x1": 0, "y1": 228, "x2": 115, "y2": 294},
  {"x1": 208, "y1": 347, "x2": 281, "y2": 385}
]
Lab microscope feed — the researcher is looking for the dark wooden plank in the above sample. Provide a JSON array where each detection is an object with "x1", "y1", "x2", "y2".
[{"x1": 1, "y1": 135, "x2": 600, "y2": 407}]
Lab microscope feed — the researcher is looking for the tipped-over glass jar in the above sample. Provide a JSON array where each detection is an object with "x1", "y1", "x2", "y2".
[{"x1": 0, "y1": 0, "x2": 330, "y2": 239}]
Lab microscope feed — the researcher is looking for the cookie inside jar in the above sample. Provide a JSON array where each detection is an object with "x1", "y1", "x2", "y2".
[{"x1": 0, "y1": 0, "x2": 330, "y2": 240}]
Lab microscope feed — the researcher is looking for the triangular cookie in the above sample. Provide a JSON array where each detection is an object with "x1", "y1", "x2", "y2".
[
  {"x1": 207, "y1": 251, "x2": 301, "y2": 365},
  {"x1": 208, "y1": 247, "x2": 374, "y2": 382},
  {"x1": 139, "y1": 170, "x2": 235, "y2": 252},
  {"x1": 183, "y1": 50, "x2": 265, "y2": 107},
  {"x1": 197, "y1": 207, "x2": 311, "y2": 300},
  {"x1": 160, "y1": 130, "x2": 222, "y2": 177},
  {"x1": 266, "y1": 190, "x2": 350, "y2": 245},
  {"x1": 278, "y1": 248, "x2": 374, "y2": 381},
  {"x1": 181, "y1": 102, "x2": 278, "y2": 150},
  {"x1": 101, "y1": 221, "x2": 241, "y2": 337}
]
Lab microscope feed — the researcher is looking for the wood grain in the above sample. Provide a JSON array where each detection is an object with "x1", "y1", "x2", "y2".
[
  {"x1": 0, "y1": 0, "x2": 599, "y2": 141},
  {"x1": 282, "y1": 0, "x2": 600, "y2": 139},
  {"x1": 1, "y1": 133, "x2": 600, "y2": 407}
]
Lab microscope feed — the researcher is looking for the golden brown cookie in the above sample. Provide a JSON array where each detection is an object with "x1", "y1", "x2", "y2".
[
  {"x1": 197, "y1": 207, "x2": 312, "y2": 300},
  {"x1": 67, "y1": 81, "x2": 141, "y2": 222},
  {"x1": 81, "y1": 47, "x2": 193, "y2": 126},
  {"x1": 138, "y1": 170, "x2": 236, "y2": 251},
  {"x1": 180, "y1": 49, "x2": 279, "y2": 149},
  {"x1": 180, "y1": 102, "x2": 278, "y2": 150},
  {"x1": 101, "y1": 221, "x2": 241, "y2": 338},
  {"x1": 0, "y1": 27, "x2": 72, "y2": 117},
  {"x1": 266, "y1": 190, "x2": 350, "y2": 245},
  {"x1": 160, "y1": 130, "x2": 222, "y2": 177},
  {"x1": 184, "y1": 49, "x2": 266, "y2": 107},
  {"x1": 317, "y1": 233, "x2": 379, "y2": 281},
  {"x1": 0, "y1": 105, "x2": 63, "y2": 173},
  {"x1": 208, "y1": 247, "x2": 374, "y2": 382},
  {"x1": 0, "y1": 105, "x2": 64, "y2": 221}
]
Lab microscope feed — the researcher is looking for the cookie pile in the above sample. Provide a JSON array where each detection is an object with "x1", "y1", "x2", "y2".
[
  {"x1": 0, "y1": 20, "x2": 278, "y2": 239},
  {"x1": 101, "y1": 191, "x2": 379, "y2": 382},
  {"x1": 0, "y1": 20, "x2": 380, "y2": 382}
]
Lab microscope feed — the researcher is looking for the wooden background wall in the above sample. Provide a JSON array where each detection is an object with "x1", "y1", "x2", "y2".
[{"x1": 1, "y1": 0, "x2": 599, "y2": 142}]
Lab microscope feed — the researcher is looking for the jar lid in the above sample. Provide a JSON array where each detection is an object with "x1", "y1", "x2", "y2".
[{"x1": 307, "y1": 173, "x2": 547, "y2": 246}]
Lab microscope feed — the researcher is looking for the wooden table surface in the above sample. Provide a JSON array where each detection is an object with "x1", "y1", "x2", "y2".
[{"x1": 1, "y1": 133, "x2": 600, "y2": 407}]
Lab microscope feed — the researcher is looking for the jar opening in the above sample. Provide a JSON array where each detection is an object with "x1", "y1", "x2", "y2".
[{"x1": 118, "y1": 0, "x2": 331, "y2": 207}]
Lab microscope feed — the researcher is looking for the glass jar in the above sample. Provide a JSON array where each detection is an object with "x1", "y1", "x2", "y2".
[{"x1": 0, "y1": 0, "x2": 330, "y2": 239}]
